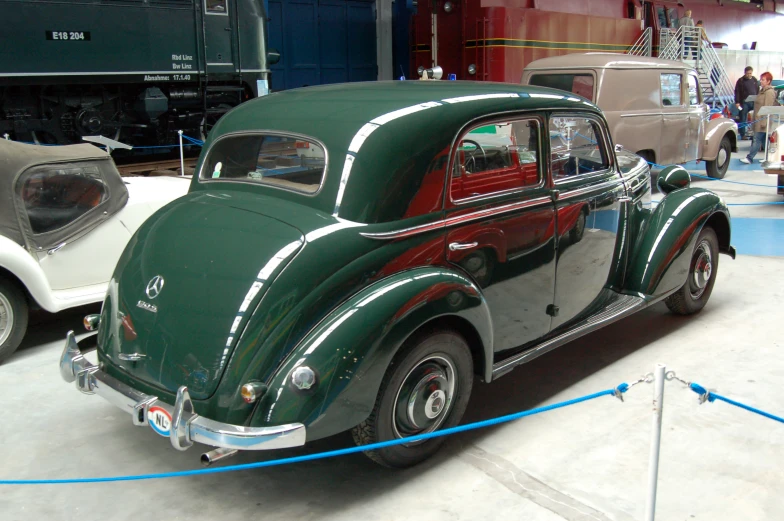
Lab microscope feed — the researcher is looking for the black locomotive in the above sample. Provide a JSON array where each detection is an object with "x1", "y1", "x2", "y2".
[{"x1": 0, "y1": 0, "x2": 278, "y2": 147}]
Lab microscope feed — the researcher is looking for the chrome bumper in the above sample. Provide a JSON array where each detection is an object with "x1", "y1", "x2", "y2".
[{"x1": 59, "y1": 331, "x2": 306, "y2": 452}]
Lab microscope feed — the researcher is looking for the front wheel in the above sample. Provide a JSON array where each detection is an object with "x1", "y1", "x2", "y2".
[
  {"x1": 0, "y1": 277, "x2": 29, "y2": 364},
  {"x1": 705, "y1": 135, "x2": 731, "y2": 179},
  {"x1": 351, "y1": 329, "x2": 474, "y2": 468},
  {"x1": 664, "y1": 226, "x2": 719, "y2": 315}
]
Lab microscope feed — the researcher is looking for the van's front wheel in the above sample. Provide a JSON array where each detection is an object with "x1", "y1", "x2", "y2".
[{"x1": 705, "y1": 136, "x2": 731, "y2": 179}]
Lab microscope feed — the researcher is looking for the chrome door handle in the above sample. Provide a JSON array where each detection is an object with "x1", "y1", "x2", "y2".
[
  {"x1": 449, "y1": 241, "x2": 479, "y2": 251},
  {"x1": 617, "y1": 195, "x2": 632, "y2": 203},
  {"x1": 47, "y1": 242, "x2": 66, "y2": 255}
]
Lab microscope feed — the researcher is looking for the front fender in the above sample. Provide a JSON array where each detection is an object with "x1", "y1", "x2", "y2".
[
  {"x1": 249, "y1": 266, "x2": 493, "y2": 441},
  {"x1": 702, "y1": 119, "x2": 738, "y2": 160},
  {"x1": 624, "y1": 188, "x2": 731, "y2": 298},
  {"x1": 0, "y1": 235, "x2": 55, "y2": 311}
]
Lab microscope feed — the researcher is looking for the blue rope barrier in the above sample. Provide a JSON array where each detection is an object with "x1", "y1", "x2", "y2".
[
  {"x1": 0, "y1": 384, "x2": 628, "y2": 485},
  {"x1": 689, "y1": 383, "x2": 784, "y2": 425}
]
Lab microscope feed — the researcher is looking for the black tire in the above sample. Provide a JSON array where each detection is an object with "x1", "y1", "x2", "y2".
[
  {"x1": 664, "y1": 227, "x2": 719, "y2": 315},
  {"x1": 705, "y1": 135, "x2": 731, "y2": 179},
  {"x1": 0, "y1": 277, "x2": 29, "y2": 364},
  {"x1": 569, "y1": 210, "x2": 587, "y2": 243},
  {"x1": 351, "y1": 329, "x2": 474, "y2": 468}
]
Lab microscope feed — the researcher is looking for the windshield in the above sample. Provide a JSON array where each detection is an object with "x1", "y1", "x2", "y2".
[
  {"x1": 528, "y1": 74, "x2": 594, "y2": 101},
  {"x1": 201, "y1": 133, "x2": 326, "y2": 194}
]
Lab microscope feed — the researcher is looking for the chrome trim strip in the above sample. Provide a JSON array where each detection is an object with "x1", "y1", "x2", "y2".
[
  {"x1": 360, "y1": 196, "x2": 552, "y2": 240},
  {"x1": 492, "y1": 294, "x2": 645, "y2": 378},
  {"x1": 556, "y1": 177, "x2": 625, "y2": 200},
  {"x1": 620, "y1": 113, "x2": 662, "y2": 118},
  {"x1": 59, "y1": 332, "x2": 307, "y2": 451}
]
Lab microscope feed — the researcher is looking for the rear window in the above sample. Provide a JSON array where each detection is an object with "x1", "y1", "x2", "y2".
[
  {"x1": 201, "y1": 134, "x2": 326, "y2": 194},
  {"x1": 528, "y1": 74, "x2": 594, "y2": 101}
]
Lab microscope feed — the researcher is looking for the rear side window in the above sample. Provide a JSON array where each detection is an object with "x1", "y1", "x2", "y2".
[
  {"x1": 687, "y1": 75, "x2": 700, "y2": 105},
  {"x1": 529, "y1": 74, "x2": 594, "y2": 101},
  {"x1": 201, "y1": 134, "x2": 326, "y2": 194},
  {"x1": 660, "y1": 73, "x2": 683, "y2": 106},
  {"x1": 450, "y1": 118, "x2": 541, "y2": 201},
  {"x1": 20, "y1": 166, "x2": 108, "y2": 234}
]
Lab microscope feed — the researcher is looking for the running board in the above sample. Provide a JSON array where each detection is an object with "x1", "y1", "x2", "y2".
[{"x1": 491, "y1": 293, "x2": 646, "y2": 379}]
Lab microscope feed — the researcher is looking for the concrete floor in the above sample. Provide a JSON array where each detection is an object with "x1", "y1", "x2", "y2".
[{"x1": 2, "y1": 141, "x2": 783, "y2": 521}]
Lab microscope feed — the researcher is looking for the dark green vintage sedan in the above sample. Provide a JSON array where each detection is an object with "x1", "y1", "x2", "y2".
[{"x1": 60, "y1": 82, "x2": 734, "y2": 468}]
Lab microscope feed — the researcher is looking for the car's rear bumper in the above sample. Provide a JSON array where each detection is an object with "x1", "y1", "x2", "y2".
[{"x1": 59, "y1": 331, "x2": 306, "y2": 452}]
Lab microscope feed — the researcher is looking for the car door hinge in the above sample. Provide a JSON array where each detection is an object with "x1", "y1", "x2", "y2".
[{"x1": 546, "y1": 304, "x2": 559, "y2": 317}]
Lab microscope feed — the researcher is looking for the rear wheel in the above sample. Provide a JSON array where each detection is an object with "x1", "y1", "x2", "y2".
[
  {"x1": 705, "y1": 136, "x2": 731, "y2": 179},
  {"x1": 351, "y1": 329, "x2": 474, "y2": 468},
  {"x1": 665, "y1": 227, "x2": 719, "y2": 315},
  {"x1": 0, "y1": 277, "x2": 29, "y2": 364}
]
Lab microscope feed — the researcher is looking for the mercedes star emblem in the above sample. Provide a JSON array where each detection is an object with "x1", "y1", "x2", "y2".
[{"x1": 145, "y1": 275, "x2": 165, "y2": 299}]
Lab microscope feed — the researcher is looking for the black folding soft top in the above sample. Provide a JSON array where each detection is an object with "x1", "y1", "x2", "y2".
[{"x1": 0, "y1": 139, "x2": 128, "y2": 251}]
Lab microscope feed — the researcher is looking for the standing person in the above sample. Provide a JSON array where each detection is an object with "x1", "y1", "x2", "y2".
[
  {"x1": 735, "y1": 66, "x2": 759, "y2": 139},
  {"x1": 740, "y1": 72, "x2": 776, "y2": 164},
  {"x1": 679, "y1": 10, "x2": 697, "y2": 59}
]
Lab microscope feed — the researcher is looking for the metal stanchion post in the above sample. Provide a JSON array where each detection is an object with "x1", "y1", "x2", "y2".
[
  {"x1": 178, "y1": 130, "x2": 185, "y2": 177},
  {"x1": 644, "y1": 363, "x2": 666, "y2": 521}
]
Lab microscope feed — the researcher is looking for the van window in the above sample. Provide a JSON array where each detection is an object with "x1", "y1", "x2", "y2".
[
  {"x1": 549, "y1": 116, "x2": 609, "y2": 182},
  {"x1": 660, "y1": 74, "x2": 683, "y2": 106},
  {"x1": 528, "y1": 74, "x2": 594, "y2": 101},
  {"x1": 687, "y1": 75, "x2": 700, "y2": 105}
]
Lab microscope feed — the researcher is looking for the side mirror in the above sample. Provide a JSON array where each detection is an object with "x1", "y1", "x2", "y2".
[
  {"x1": 656, "y1": 165, "x2": 691, "y2": 194},
  {"x1": 267, "y1": 49, "x2": 281, "y2": 66}
]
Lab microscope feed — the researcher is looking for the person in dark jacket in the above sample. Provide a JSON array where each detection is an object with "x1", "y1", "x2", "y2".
[{"x1": 735, "y1": 66, "x2": 759, "y2": 139}]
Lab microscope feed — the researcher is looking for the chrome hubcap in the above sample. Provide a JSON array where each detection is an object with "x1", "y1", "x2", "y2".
[
  {"x1": 393, "y1": 355, "x2": 456, "y2": 441},
  {"x1": 718, "y1": 147, "x2": 728, "y2": 167},
  {"x1": 0, "y1": 292, "x2": 14, "y2": 346},
  {"x1": 690, "y1": 240, "x2": 713, "y2": 299}
]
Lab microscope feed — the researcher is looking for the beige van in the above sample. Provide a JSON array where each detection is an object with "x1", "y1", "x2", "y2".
[{"x1": 522, "y1": 53, "x2": 738, "y2": 178}]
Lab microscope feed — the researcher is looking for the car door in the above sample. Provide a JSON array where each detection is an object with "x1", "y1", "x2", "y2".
[
  {"x1": 548, "y1": 112, "x2": 626, "y2": 329},
  {"x1": 686, "y1": 72, "x2": 707, "y2": 161},
  {"x1": 660, "y1": 72, "x2": 689, "y2": 164},
  {"x1": 445, "y1": 115, "x2": 557, "y2": 353}
]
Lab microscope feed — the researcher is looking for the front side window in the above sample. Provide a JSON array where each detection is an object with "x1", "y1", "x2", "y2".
[
  {"x1": 656, "y1": 6, "x2": 669, "y2": 28},
  {"x1": 20, "y1": 166, "x2": 108, "y2": 234},
  {"x1": 660, "y1": 73, "x2": 683, "y2": 106},
  {"x1": 669, "y1": 8, "x2": 680, "y2": 28},
  {"x1": 687, "y1": 74, "x2": 700, "y2": 105},
  {"x1": 201, "y1": 133, "x2": 326, "y2": 194},
  {"x1": 549, "y1": 116, "x2": 609, "y2": 181},
  {"x1": 205, "y1": 0, "x2": 227, "y2": 14},
  {"x1": 529, "y1": 74, "x2": 594, "y2": 101},
  {"x1": 450, "y1": 118, "x2": 541, "y2": 201}
]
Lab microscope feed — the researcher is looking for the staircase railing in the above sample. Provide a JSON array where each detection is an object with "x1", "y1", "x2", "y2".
[
  {"x1": 627, "y1": 27, "x2": 652, "y2": 57},
  {"x1": 658, "y1": 26, "x2": 735, "y2": 110}
]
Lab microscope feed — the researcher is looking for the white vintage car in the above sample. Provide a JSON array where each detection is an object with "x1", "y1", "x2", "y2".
[
  {"x1": 758, "y1": 106, "x2": 784, "y2": 196},
  {"x1": 0, "y1": 139, "x2": 189, "y2": 362}
]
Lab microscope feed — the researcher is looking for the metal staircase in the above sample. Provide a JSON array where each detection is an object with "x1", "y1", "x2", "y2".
[
  {"x1": 657, "y1": 26, "x2": 735, "y2": 110},
  {"x1": 627, "y1": 27, "x2": 652, "y2": 57}
]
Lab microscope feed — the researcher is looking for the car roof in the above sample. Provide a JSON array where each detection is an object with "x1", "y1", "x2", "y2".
[
  {"x1": 202, "y1": 81, "x2": 602, "y2": 223},
  {"x1": 525, "y1": 52, "x2": 694, "y2": 71}
]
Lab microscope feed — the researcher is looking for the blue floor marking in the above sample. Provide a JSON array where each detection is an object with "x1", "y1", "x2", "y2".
[{"x1": 730, "y1": 218, "x2": 784, "y2": 257}]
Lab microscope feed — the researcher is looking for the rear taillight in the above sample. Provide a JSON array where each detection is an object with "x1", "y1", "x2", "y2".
[
  {"x1": 710, "y1": 112, "x2": 722, "y2": 121},
  {"x1": 770, "y1": 132, "x2": 777, "y2": 144}
]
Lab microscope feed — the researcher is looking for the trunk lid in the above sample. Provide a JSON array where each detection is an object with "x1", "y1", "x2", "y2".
[{"x1": 105, "y1": 193, "x2": 304, "y2": 400}]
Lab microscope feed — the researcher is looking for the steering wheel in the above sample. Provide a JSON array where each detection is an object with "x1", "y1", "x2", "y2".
[{"x1": 461, "y1": 139, "x2": 486, "y2": 173}]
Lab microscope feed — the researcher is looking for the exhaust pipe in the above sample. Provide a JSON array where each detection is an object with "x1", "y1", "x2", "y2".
[{"x1": 200, "y1": 447, "x2": 239, "y2": 467}]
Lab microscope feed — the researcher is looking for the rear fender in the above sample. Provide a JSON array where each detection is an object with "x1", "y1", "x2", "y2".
[
  {"x1": 0, "y1": 235, "x2": 54, "y2": 311},
  {"x1": 624, "y1": 188, "x2": 732, "y2": 298},
  {"x1": 249, "y1": 266, "x2": 493, "y2": 441},
  {"x1": 702, "y1": 120, "x2": 738, "y2": 160}
]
